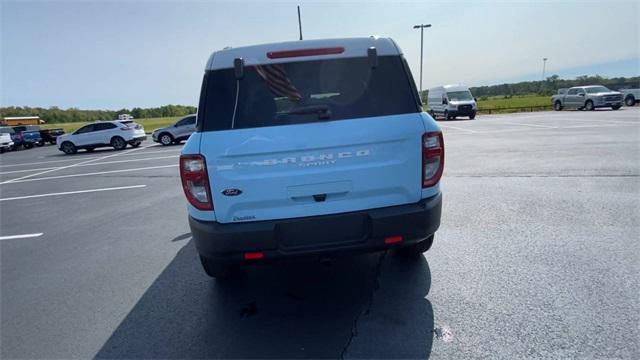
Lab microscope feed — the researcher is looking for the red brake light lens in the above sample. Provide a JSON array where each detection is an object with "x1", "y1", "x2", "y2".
[
  {"x1": 422, "y1": 132, "x2": 444, "y2": 188},
  {"x1": 384, "y1": 236, "x2": 403, "y2": 244},
  {"x1": 180, "y1": 154, "x2": 213, "y2": 210},
  {"x1": 266, "y1": 47, "x2": 344, "y2": 59},
  {"x1": 244, "y1": 252, "x2": 264, "y2": 260}
]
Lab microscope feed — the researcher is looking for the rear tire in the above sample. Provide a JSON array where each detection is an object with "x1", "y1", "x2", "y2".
[
  {"x1": 159, "y1": 133, "x2": 173, "y2": 146},
  {"x1": 611, "y1": 105, "x2": 621, "y2": 110},
  {"x1": 625, "y1": 96, "x2": 636, "y2": 106},
  {"x1": 444, "y1": 110, "x2": 451, "y2": 120},
  {"x1": 23, "y1": 142, "x2": 34, "y2": 149},
  {"x1": 585, "y1": 100, "x2": 594, "y2": 111},
  {"x1": 111, "y1": 136, "x2": 127, "y2": 150},
  {"x1": 554, "y1": 101, "x2": 563, "y2": 111},
  {"x1": 199, "y1": 256, "x2": 241, "y2": 279},
  {"x1": 469, "y1": 112, "x2": 476, "y2": 120},
  {"x1": 396, "y1": 235, "x2": 434, "y2": 257},
  {"x1": 61, "y1": 141, "x2": 77, "y2": 155}
]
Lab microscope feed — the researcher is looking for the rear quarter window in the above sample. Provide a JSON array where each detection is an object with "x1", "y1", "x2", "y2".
[{"x1": 199, "y1": 55, "x2": 420, "y2": 131}]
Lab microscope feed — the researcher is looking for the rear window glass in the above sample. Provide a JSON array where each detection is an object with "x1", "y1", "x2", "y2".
[{"x1": 199, "y1": 55, "x2": 419, "y2": 131}]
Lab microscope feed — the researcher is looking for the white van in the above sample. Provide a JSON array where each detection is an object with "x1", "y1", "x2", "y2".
[{"x1": 428, "y1": 84, "x2": 477, "y2": 120}]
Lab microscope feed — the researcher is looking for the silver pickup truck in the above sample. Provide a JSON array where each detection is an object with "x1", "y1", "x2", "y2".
[
  {"x1": 620, "y1": 88, "x2": 639, "y2": 106},
  {"x1": 552, "y1": 85, "x2": 623, "y2": 111}
]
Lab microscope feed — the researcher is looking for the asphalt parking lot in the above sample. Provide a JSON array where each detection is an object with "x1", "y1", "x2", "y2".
[{"x1": 1, "y1": 108, "x2": 639, "y2": 359}]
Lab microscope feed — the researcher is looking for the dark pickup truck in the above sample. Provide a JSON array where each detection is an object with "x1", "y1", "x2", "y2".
[
  {"x1": 12, "y1": 125, "x2": 44, "y2": 149},
  {"x1": 40, "y1": 128, "x2": 65, "y2": 145}
]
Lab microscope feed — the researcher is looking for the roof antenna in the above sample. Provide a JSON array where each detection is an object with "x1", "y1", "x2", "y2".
[{"x1": 297, "y1": 5, "x2": 303, "y2": 40}]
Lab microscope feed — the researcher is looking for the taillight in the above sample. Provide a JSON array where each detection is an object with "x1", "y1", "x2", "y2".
[
  {"x1": 422, "y1": 132, "x2": 444, "y2": 188},
  {"x1": 180, "y1": 154, "x2": 213, "y2": 210},
  {"x1": 266, "y1": 47, "x2": 344, "y2": 59}
]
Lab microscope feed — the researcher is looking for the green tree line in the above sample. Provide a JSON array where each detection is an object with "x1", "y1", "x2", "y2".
[
  {"x1": 0, "y1": 104, "x2": 197, "y2": 124},
  {"x1": 469, "y1": 75, "x2": 639, "y2": 98},
  {"x1": 419, "y1": 75, "x2": 639, "y2": 99}
]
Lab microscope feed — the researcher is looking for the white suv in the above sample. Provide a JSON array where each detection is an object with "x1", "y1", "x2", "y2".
[{"x1": 57, "y1": 120, "x2": 146, "y2": 154}]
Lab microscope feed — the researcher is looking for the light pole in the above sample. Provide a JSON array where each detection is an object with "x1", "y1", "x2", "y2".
[
  {"x1": 541, "y1": 57, "x2": 548, "y2": 81},
  {"x1": 413, "y1": 24, "x2": 431, "y2": 101}
]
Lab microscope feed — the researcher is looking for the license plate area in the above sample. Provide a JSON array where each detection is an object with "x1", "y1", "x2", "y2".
[{"x1": 276, "y1": 213, "x2": 369, "y2": 250}]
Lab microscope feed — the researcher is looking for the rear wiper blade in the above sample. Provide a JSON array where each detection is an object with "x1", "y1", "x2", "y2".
[{"x1": 286, "y1": 105, "x2": 331, "y2": 119}]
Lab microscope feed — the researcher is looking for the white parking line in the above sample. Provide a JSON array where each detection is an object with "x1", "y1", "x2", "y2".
[
  {"x1": 439, "y1": 124, "x2": 478, "y2": 133},
  {"x1": 0, "y1": 145, "x2": 152, "y2": 185},
  {"x1": 0, "y1": 233, "x2": 43, "y2": 241},
  {"x1": 2, "y1": 165, "x2": 177, "y2": 184},
  {"x1": 0, "y1": 185, "x2": 147, "y2": 202},
  {"x1": 0, "y1": 155, "x2": 178, "y2": 175},
  {"x1": 0, "y1": 147, "x2": 182, "y2": 169},
  {"x1": 510, "y1": 123, "x2": 557, "y2": 129}
]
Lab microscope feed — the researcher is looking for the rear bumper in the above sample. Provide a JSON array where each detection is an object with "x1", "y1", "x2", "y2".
[
  {"x1": 129, "y1": 135, "x2": 147, "y2": 143},
  {"x1": 190, "y1": 193, "x2": 442, "y2": 261}
]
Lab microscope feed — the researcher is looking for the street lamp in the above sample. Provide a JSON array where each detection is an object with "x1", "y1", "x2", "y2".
[
  {"x1": 413, "y1": 24, "x2": 432, "y2": 101},
  {"x1": 541, "y1": 58, "x2": 548, "y2": 81}
]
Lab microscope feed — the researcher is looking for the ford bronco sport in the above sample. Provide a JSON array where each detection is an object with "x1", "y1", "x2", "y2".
[{"x1": 180, "y1": 37, "x2": 443, "y2": 278}]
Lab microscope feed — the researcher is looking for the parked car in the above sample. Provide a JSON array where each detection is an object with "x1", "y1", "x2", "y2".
[
  {"x1": 427, "y1": 84, "x2": 477, "y2": 120},
  {"x1": 40, "y1": 128, "x2": 65, "y2": 145},
  {"x1": 552, "y1": 85, "x2": 623, "y2": 111},
  {"x1": 620, "y1": 88, "x2": 640, "y2": 106},
  {"x1": 56, "y1": 120, "x2": 146, "y2": 154},
  {"x1": 152, "y1": 114, "x2": 197, "y2": 146},
  {"x1": 12, "y1": 125, "x2": 44, "y2": 149},
  {"x1": 181, "y1": 37, "x2": 443, "y2": 278},
  {"x1": 0, "y1": 127, "x2": 15, "y2": 153}
]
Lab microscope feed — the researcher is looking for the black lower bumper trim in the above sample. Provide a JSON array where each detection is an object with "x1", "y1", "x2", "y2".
[{"x1": 189, "y1": 193, "x2": 442, "y2": 261}]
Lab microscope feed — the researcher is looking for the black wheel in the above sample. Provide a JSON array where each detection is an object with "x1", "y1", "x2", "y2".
[
  {"x1": 612, "y1": 105, "x2": 621, "y2": 110},
  {"x1": 23, "y1": 142, "x2": 34, "y2": 149},
  {"x1": 199, "y1": 256, "x2": 241, "y2": 279},
  {"x1": 469, "y1": 112, "x2": 476, "y2": 120},
  {"x1": 61, "y1": 141, "x2": 77, "y2": 154},
  {"x1": 429, "y1": 110, "x2": 436, "y2": 119},
  {"x1": 0, "y1": 148, "x2": 4, "y2": 154},
  {"x1": 396, "y1": 235, "x2": 434, "y2": 257},
  {"x1": 554, "y1": 101, "x2": 563, "y2": 111},
  {"x1": 159, "y1": 133, "x2": 173, "y2": 146},
  {"x1": 130, "y1": 142, "x2": 141, "y2": 148},
  {"x1": 85, "y1": 147, "x2": 95, "y2": 152},
  {"x1": 584, "y1": 100, "x2": 594, "y2": 111},
  {"x1": 444, "y1": 110, "x2": 451, "y2": 120},
  {"x1": 625, "y1": 96, "x2": 635, "y2": 107},
  {"x1": 111, "y1": 136, "x2": 127, "y2": 150}
]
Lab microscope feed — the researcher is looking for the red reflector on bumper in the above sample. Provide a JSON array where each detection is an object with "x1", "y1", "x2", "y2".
[
  {"x1": 384, "y1": 236, "x2": 403, "y2": 244},
  {"x1": 244, "y1": 252, "x2": 264, "y2": 260}
]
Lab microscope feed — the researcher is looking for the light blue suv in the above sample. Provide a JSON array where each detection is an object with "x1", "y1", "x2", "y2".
[{"x1": 180, "y1": 37, "x2": 444, "y2": 278}]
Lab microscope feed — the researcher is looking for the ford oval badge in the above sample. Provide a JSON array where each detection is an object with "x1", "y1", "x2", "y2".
[{"x1": 222, "y1": 188, "x2": 242, "y2": 196}]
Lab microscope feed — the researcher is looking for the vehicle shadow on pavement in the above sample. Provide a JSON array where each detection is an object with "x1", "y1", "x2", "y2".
[{"x1": 94, "y1": 241, "x2": 433, "y2": 359}]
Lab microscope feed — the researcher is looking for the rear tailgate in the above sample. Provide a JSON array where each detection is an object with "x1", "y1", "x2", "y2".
[{"x1": 201, "y1": 114, "x2": 424, "y2": 223}]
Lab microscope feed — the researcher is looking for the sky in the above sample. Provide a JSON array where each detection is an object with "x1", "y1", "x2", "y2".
[{"x1": 1, "y1": 0, "x2": 639, "y2": 109}]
